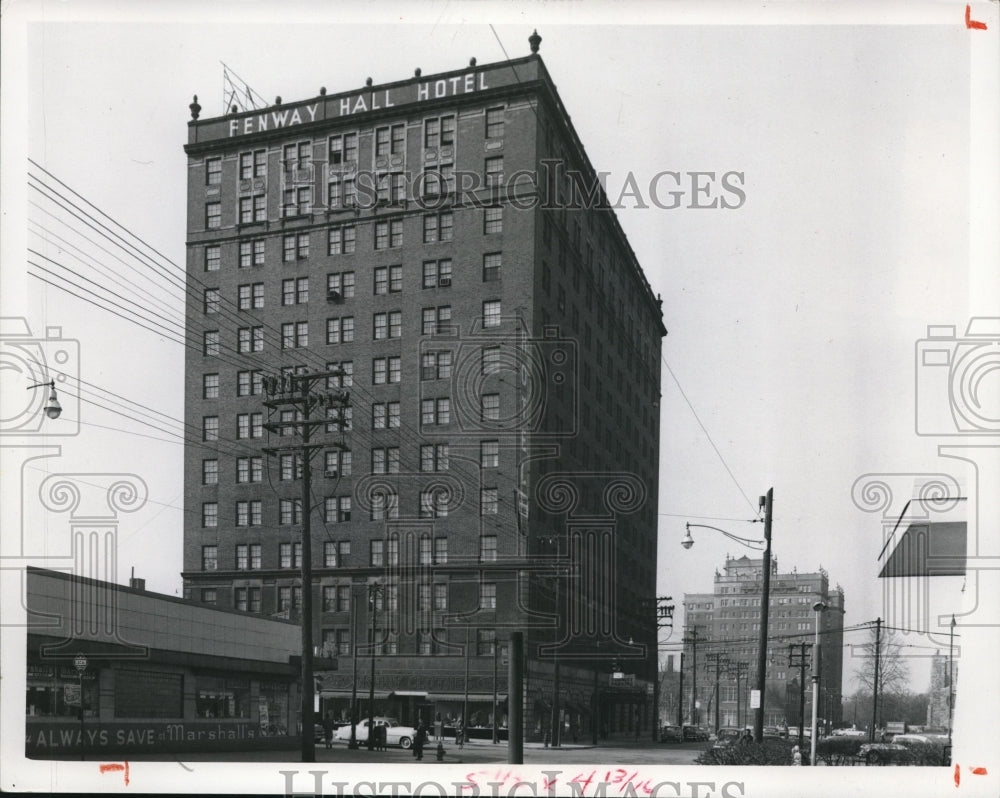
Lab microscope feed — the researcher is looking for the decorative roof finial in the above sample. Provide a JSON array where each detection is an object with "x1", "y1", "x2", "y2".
[
  {"x1": 320, "y1": 87, "x2": 327, "y2": 96},
  {"x1": 275, "y1": 96, "x2": 282, "y2": 106},
  {"x1": 529, "y1": 29, "x2": 542, "y2": 53},
  {"x1": 415, "y1": 68, "x2": 422, "y2": 77},
  {"x1": 189, "y1": 95, "x2": 201, "y2": 120},
  {"x1": 365, "y1": 77, "x2": 373, "y2": 87},
  {"x1": 469, "y1": 57, "x2": 477, "y2": 67}
]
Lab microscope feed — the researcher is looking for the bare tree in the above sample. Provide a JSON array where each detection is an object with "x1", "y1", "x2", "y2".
[{"x1": 853, "y1": 626, "x2": 910, "y2": 697}]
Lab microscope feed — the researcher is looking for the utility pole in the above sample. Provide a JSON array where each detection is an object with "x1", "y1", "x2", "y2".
[
  {"x1": 788, "y1": 642, "x2": 811, "y2": 748},
  {"x1": 753, "y1": 488, "x2": 774, "y2": 743},
  {"x1": 676, "y1": 651, "x2": 684, "y2": 726},
  {"x1": 651, "y1": 596, "x2": 674, "y2": 741},
  {"x1": 705, "y1": 652, "x2": 728, "y2": 734},
  {"x1": 732, "y1": 660, "x2": 748, "y2": 729},
  {"x1": 367, "y1": 582, "x2": 383, "y2": 751},
  {"x1": 262, "y1": 369, "x2": 349, "y2": 763},
  {"x1": 948, "y1": 615, "x2": 956, "y2": 747},
  {"x1": 870, "y1": 617, "x2": 882, "y2": 742},
  {"x1": 683, "y1": 627, "x2": 700, "y2": 725}
]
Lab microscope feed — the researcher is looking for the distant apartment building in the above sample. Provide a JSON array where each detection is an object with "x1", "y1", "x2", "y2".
[{"x1": 682, "y1": 555, "x2": 845, "y2": 729}]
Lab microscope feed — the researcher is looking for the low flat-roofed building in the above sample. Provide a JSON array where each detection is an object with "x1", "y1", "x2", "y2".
[{"x1": 25, "y1": 566, "x2": 302, "y2": 756}]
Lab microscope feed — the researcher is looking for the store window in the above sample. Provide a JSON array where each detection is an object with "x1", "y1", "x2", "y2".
[
  {"x1": 26, "y1": 664, "x2": 98, "y2": 718},
  {"x1": 195, "y1": 675, "x2": 250, "y2": 719},
  {"x1": 258, "y1": 681, "x2": 290, "y2": 736},
  {"x1": 114, "y1": 669, "x2": 183, "y2": 718}
]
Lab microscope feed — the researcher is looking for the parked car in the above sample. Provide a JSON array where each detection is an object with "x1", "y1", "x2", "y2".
[
  {"x1": 660, "y1": 724, "x2": 683, "y2": 743},
  {"x1": 682, "y1": 725, "x2": 710, "y2": 742},
  {"x1": 858, "y1": 742, "x2": 910, "y2": 765},
  {"x1": 764, "y1": 726, "x2": 786, "y2": 739},
  {"x1": 333, "y1": 717, "x2": 417, "y2": 748},
  {"x1": 710, "y1": 727, "x2": 743, "y2": 752}
]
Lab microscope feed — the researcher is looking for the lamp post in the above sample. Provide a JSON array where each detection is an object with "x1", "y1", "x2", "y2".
[
  {"x1": 26, "y1": 380, "x2": 62, "y2": 419},
  {"x1": 349, "y1": 596, "x2": 360, "y2": 749},
  {"x1": 683, "y1": 487, "x2": 773, "y2": 743},
  {"x1": 74, "y1": 653, "x2": 87, "y2": 760},
  {"x1": 366, "y1": 582, "x2": 383, "y2": 751},
  {"x1": 810, "y1": 601, "x2": 827, "y2": 765}
]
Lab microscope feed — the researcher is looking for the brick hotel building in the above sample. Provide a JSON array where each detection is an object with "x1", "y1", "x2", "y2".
[{"x1": 182, "y1": 32, "x2": 666, "y2": 740}]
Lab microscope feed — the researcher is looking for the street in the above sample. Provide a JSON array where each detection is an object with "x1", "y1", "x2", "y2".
[{"x1": 74, "y1": 738, "x2": 706, "y2": 766}]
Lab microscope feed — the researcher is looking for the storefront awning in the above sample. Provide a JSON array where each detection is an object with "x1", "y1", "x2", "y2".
[
  {"x1": 388, "y1": 691, "x2": 428, "y2": 698},
  {"x1": 318, "y1": 690, "x2": 391, "y2": 700},
  {"x1": 432, "y1": 693, "x2": 506, "y2": 702}
]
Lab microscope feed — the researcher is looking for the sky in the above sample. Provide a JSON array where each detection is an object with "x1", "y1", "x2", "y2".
[{"x1": 3, "y1": 0, "x2": 997, "y2": 739}]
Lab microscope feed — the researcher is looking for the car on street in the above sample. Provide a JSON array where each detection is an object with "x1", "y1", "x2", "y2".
[
  {"x1": 682, "y1": 725, "x2": 710, "y2": 742},
  {"x1": 333, "y1": 717, "x2": 417, "y2": 748},
  {"x1": 710, "y1": 727, "x2": 744, "y2": 752},
  {"x1": 858, "y1": 742, "x2": 910, "y2": 765},
  {"x1": 659, "y1": 724, "x2": 683, "y2": 743}
]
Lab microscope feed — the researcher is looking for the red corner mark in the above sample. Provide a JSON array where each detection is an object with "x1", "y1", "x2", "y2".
[
  {"x1": 99, "y1": 761, "x2": 130, "y2": 786},
  {"x1": 966, "y1": 5, "x2": 987, "y2": 29},
  {"x1": 954, "y1": 764, "x2": 960, "y2": 787},
  {"x1": 971, "y1": 767, "x2": 988, "y2": 775}
]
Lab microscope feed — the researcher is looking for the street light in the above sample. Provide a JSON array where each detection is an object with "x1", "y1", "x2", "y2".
[
  {"x1": 810, "y1": 600, "x2": 827, "y2": 766},
  {"x1": 27, "y1": 380, "x2": 62, "y2": 419},
  {"x1": 682, "y1": 487, "x2": 773, "y2": 743},
  {"x1": 366, "y1": 582, "x2": 383, "y2": 752}
]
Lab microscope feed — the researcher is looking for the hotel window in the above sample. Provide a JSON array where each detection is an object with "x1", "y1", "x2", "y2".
[
  {"x1": 374, "y1": 266, "x2": 403, "y2": 295},
  {"x1": 422, "y1": 259, "x2": 452, "y2": 288},
  {"x1": 370, "y1": 540, "x2": 384, "y2": 567},
  {"x1": 279, "y1": 498, "x2": 302, "y2": 525},
  {"x1": 421, "y1": 351, "x2": 452, "y2": 380},
  {"x1": 482, "y1": 253, "x2": 501, "y2": 282},
  {"x1": 238, "y1": 282, "x2": 264, "y2": 310},
  {"x1": 236, "y1": 500, "x2": 255, "y2": 527},
  {"x1": 421, "y1": 397, "x2": 450, "y2": 426},
  {"x1": 324, "y1": 496, "x2": 351, "y2": 523},
  {"x1": 419, "y1": 489, "x2": 448, "y2": 518},
  {"x1": 206, "y1": 157, "x2": 222, "y2": 185},
  {"x1": 205, "y1": 245, "x2": 220, "y2": 272},
  {"x1": 283, "y1": 140, "x2": 312, "y2": 172},
  {"x1": 236, "y1": 457, "x2": 263, "y2": 484},
  {"x1": 237, "y1": 370, "x2": 262, "y2": 396},
  {"x1": 483, "y1": 206, "x2": 503, "y2": 234},
  {"x1": 283, "y1": 233, "x2": 310, "y2": 262},
  {"x1": 281, "y1": 321, "x2": 309, "y2": 349},
  {"x1": 481, "y1": 393, "x2": 500, "y2": 421},
  {"x1": 480, "y1": 582, "x2": 497, "y2": 610},
  {"x1": 480, "y1": 487, "x2": 499, "y2": 515},
  {"x1": 421, "y1": 305, "x2": 452, "y2": 335},
  {"x1": 370, "y1": 491, "x2": 398, "y2": 521},
  {"x1": 280, "y1": 454, "x2": 302, "y2": 481},
  {"x1": 418, "y1": 632, "x2": 432, "y2": 656},
  {"x1": 420, "y1": 443, "x2": 449, "y2": 472},
  {"x1": 239, "y1": 239, "x2": 266, "y2": 268},
  {"x1": 324, "y1": 542, "x2": 338, "y2": 568},
  {"x1": 371, "y1": 356, "x2": 401, "y2": 384},
  {"x1": 282, "y1": 186, "x2": 312, "y2": 217},
  {"x1": 422, "y1": 164, "x2": 454, "y2": 196},
  {"x1": 322, "y1": 586, "x2": 336, "y2": 612},
  {"x1": 202, "y1": 416, "x2": 219, "y2": 441},
  {"x1": 326, "y1": 361, "x2": 352, "y2": 389},
  {"x1": 239, "y1": 149, "x2": 267, "y2": 179},
  {"x1": 374, "y1": 220, "x2": 402, "y2": 250},
  {"x1": 433, "y1": 583, "x2": 448, "y2": 611},
  {"x1": 480, "y1": 535, "x2": 498, "y2": 562},
  {"x1": 434, "y1": 537, "x2": 448, "y2": 564},
  {"x1": 326, "y1": 316, "x2": 354, "y2": 344},
  {"x1": 424, "y1": 115, "x2": 455, "y2": 148},
  {"x1": 481, "y1": 346, "x2": 501, "y2": 375},
  {"x1": 372, "y1": 312, "x2": 402, "y2": 340},
  {"x1": 203, "y1": 288, "x2": 220, "y2": 314},
  {"x1": 480, "y1": 440, "x2": 499, "y2": 468},
  {"x1": 483, "y1": 300, "x2": 501, "y2": 327},
  {"x1": 202, "y1": 545, "x2": 218, "y2": 570},
  {"x1": 206, "y1": 202, "x2": 221, "y2": 229},
  {"x1": 419, "y1": 538, "x2": 433, "y2": 565},
  {"x1": 417, "y1": 582, "x2": 431, "y2": 612},
  {"x1": 327, "y1": 271, "x2": 356, "y2": 300},
  {"x1": 328, "y1": 226, "x2": 357, "y2": 255},
  {"x1": 477, "y1": 629, "x2": 497, "y2": 656},
  {"x1": 377, "y1": 447, "x2": 401, "y2": 474},
  {"x1": 202, "y1": 459, "x2": 218, "y2": 485},
  {"x1": 203, "y1": 330, "x2": 220, "y2": 356},
  {"x1": 202, "y1": 373, "x2": 219, "y2": 399},
  {"x1": 422, "y1": 212, "x2": 453, "y2": 243},
  {"x1": 237, "y1": 326, "x2": 264, "y2": 353},
  {"x1": 329, "y1": 132, "x2": 358, "y2": 164},
  {"x1": 236, "y1": 544, "x2": 249, "y2": 570},
  {"x1": 484, "y1": 156, "x2": 504, "y2": 187},
  {"x1": 370, "y1": 401, "x2": 400, "y2": 430},
  {"x1": 485, "y1": 107, "x2": 504, "y2": 139}
]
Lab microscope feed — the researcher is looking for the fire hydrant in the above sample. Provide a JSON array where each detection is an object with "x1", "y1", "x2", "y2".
[{"x1": 436, "y1": 740, "x2": 446, "y2": 761}]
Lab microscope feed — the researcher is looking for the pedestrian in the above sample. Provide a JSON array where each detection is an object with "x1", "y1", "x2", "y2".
[
  {"x1": 322, "y1": 712, "x2": 335, "y2": 750},
  {"x1": 739, "y1": 729, "x2": 753, "y2": 745},
  {"x1": 456, "y1": 721, "x2": 465, "y2": 749},
  {"x1": 414, "y1": 722, "x2": 427, "y2": 761},
  {"x1": 375, "y1": 723, "x2": 387, "y2": 752},
  {"x1": 792, "y1": 745, "x2": 802, "y2": 766}
]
